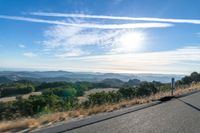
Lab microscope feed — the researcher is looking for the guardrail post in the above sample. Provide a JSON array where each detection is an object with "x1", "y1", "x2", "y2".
[{"x1": 171, "y1": 78, "x2": 175, "y2": 96}]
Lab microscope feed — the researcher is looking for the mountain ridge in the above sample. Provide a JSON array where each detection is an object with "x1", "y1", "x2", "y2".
[{"x1": 0, "y1": 71, "x2": 184, "y2": 83}]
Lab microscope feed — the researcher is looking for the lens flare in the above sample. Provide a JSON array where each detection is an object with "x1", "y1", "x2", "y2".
[{"x1": 113, "y1": 31, "x2": 145, "y2": 53}]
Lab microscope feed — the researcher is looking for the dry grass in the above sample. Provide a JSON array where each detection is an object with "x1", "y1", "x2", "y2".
[
  {"x1": 0, "y1": 113, "x2": 69, "y2": 132},
  {"x1": 84, "y1": 88, "x2": 119, "y2": 96},
  {"x1": 1, "y1": 83, "x2": 200, "y2": 132},
  {"x1": 0, "y1": 92, "x2": 41, "y2": 103}
]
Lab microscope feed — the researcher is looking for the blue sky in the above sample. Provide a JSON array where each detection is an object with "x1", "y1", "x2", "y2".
[{"x1": 0, "y1": 0, "x2": 200, "y2": 74}]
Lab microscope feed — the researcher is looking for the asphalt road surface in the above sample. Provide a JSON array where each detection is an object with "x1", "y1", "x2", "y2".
[
  {"x1": 34, "y1": 91, "x2": 200, "y2": 133},
  {"x1": 65, "y1": 92, "x2": 200, "y2": 133}
]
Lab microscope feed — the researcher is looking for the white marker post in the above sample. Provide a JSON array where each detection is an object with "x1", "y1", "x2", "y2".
[{"x1": 171, "y1": 78, "x2": 175, "y2": 96}]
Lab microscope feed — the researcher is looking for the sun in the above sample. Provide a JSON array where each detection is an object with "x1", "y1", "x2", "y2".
[{"x1": 115, "y1": 31, "x2": 145, "y2": 53}]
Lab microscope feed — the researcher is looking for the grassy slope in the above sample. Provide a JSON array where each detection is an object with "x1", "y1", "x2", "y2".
[
  {"x1": 0, "y1": 92, "x2": 41, "y2": 102},
  {"x1": 0, "y1": 83, "x2": 200, "y2": 132}
]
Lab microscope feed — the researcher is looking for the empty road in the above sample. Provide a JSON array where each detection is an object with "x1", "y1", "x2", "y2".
[{"x1": 34, "y1": 91, "x2": 200, "y2": 133}]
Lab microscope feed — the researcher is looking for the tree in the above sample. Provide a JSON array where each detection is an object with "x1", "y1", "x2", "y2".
[
  {"x1": 190, "y1": 72, "x2": 200, "y2": 82},
  {"x1": 179, "y1": 72, "x2": 200, "y2": 85},
  {"x1": 0, "y1": 83, "x2": 35, "y2": 97},
  {"x1": 136, "y1": 82, "x2": 158, "y2": 96},
  {"x1": 123, "y1": 79, "x2": 141, "y2": 87}
]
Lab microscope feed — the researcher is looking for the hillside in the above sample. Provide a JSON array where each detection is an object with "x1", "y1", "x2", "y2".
[
  {"x1": 0, "y1": 77, "x2": 12, "y2": 84},
  {"x1": 0, "y1": 71, "x2": 183, "y2": 83}
]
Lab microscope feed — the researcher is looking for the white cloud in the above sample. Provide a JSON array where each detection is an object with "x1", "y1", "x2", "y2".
[
  {"x1": 43, "y1": 26, "x2": 82, "y2": 48},
  {"x1": 42, "y1": 25, "x2": 147, "y2": 56},
  {"x1": 19, "y1": 44, "x2": 25, "y2": 48},
  {"x1": 55, "y1": 49, "x2": 88, "y2": 57},
  {"x1": 31, "y1": 12, "x2": 200, "y2": 24},
  {"x1": 3, "y1": 46, "x2": 200, "y2": 74},
  {"x1": 43, "y1": 25, "x2": 93, "y2": 57},
  {"x1": 23, "y1": 52, "x2": 37, "y2": 57},
  {"x1": 79, "y1": 46, "x2": 200, "y2": 63},
  {"x1": 59, "y1": 46, "x2": 200, "y2": 74},
  {"x1": 0, "y1": 15, "x2": 172, "y2": 29}
]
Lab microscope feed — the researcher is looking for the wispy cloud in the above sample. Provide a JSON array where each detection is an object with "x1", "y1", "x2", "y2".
[
  {"x1": 0, "y1": 14, "x2": 173, "y2": 57},
  {"x1": 42, "y1": 25, "x2": 112, "y2": 56},
  {"x1": 3, "y1": 44, "x2": 200, "y2": 74},
  {"x1": 76, "y1": 46, "x2": 200, "y2": 62},
  {"x1": 31, "y1": 12, "x2": 200, "y2": 24},
  {"x1": 0, "y1": 15, "x2": 172, "y2": 29},
  {"x1": 55, "y1": 49, "x2": 88, "y2": 57},
  {"x1": 23, "y1": 52, "x2": 37, "y2": 57},
  {"x1": 11, "y1": 46, "x2": 200, "y2": 74},
  {"x1": 18, "y1": 44, "x2": 25, "y2": 48},
  {"x1": 60, "y1": 46, "x2": 200, "y2": 74},
  {"x1": 42, "y1": 25, "x2": 147, "y2": 57}
]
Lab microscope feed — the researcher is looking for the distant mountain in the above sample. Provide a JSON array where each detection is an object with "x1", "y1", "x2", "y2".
[{"x1": 0, "y1": 71, "x2": 184, "y2": 83}]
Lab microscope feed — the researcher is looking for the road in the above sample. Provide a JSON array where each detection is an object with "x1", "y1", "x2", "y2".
[{"x1": 34, "y1": 91, "x2": 200, "y2": 133}]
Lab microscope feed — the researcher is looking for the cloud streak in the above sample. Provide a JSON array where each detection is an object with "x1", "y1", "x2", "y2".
[
  {"x1": 0, "y1": 15, "x2": 172, "y2": 29},
  {"x1": 42, "y1": 25, "x2": 147, "y2": 56},
  {"x1": 23, "y1": 52, "x2": 37, "y2": 57},
  {"x1": 31, "y1": 12, "x2": 200, "y2": 24},
  {"x1": 19, "y1": 44, "x2": 25, "y2": 48},
  {"x1": 11, "y1": 46, "x2": 200, "y2": 74},
  {"x1": 42, "y1": 25, "x2": 117, "y2": 56},
  {"x1": 59, "y1": 46, "x2": 200, "y2": 74},
  {"x1": 71, "y1": 46, "x2": 200, "y2": 63}
]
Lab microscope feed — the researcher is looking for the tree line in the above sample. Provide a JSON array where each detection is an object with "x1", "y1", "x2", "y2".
[
  {"x1": 0, "y1": 80, "x2": 111, "y2": 98},
  {"x1": 176, "y1": 72, "x2": 200, "y2": 85}
]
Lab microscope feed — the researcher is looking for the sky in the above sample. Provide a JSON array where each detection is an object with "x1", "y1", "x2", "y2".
[{"x1": 0, "y1": 0, "x2": 200, "y2": 74}]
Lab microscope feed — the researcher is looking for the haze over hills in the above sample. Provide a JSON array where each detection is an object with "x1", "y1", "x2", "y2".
[{"x1": 0, "y1": 71, "x2": 184, "y2": 83}]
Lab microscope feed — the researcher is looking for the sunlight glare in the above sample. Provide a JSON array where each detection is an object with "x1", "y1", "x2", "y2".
[{"x1": 115, "y1": 31, "x2": 145, "y2": 53}]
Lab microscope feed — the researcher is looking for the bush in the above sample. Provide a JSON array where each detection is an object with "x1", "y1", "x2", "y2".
[
  {"x1": 0, "y1": 94, "x2": 79, "y2": 120},
  {"x1": 87, "y1": 91, "x2": 121, "y2": 105},
  {"x1": 42, "y1": 87, "x2": 77, "y2": 98},
  {"x1": 119, "y1": 87, "x2": 136, "y2": 99}
]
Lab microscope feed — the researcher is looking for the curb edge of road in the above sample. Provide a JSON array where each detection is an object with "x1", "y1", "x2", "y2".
[{"x1": 32, "y1": 89, "x2": 200, "y2": 133}]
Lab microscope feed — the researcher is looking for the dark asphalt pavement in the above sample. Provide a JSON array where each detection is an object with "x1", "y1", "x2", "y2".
[
  {"x1": 33, "y1": 91, "x2": 200, "y2": 133},
  {"x1": 66, "y1": 92, "x2": 200, "y2": 133}
]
